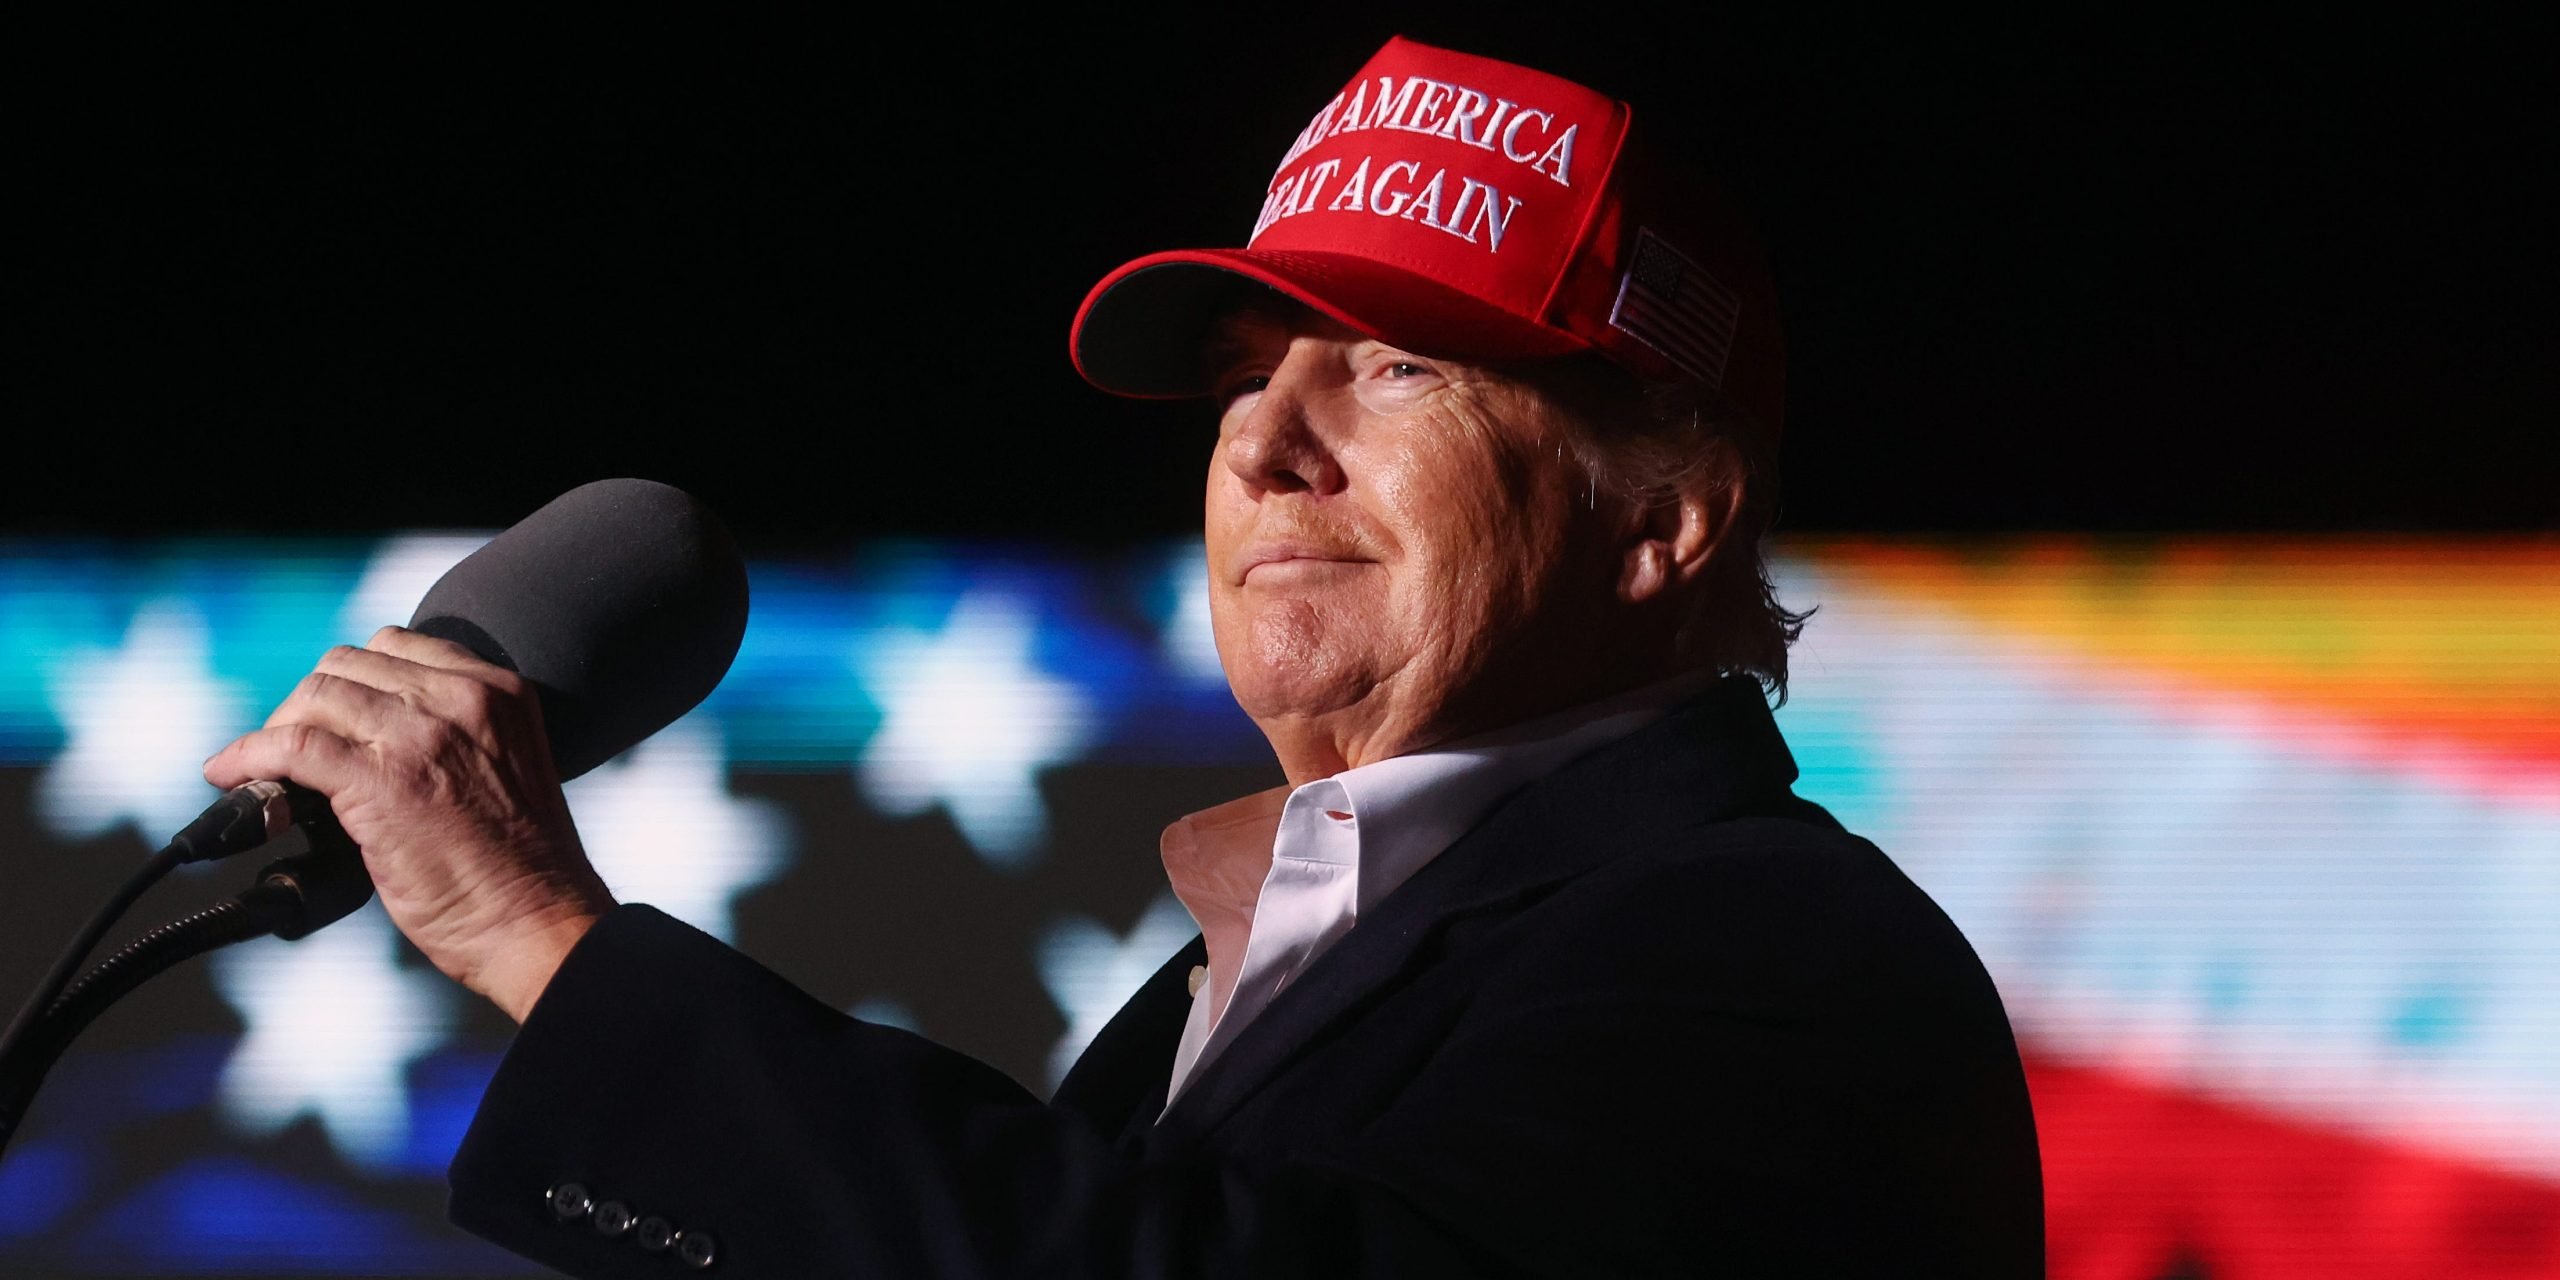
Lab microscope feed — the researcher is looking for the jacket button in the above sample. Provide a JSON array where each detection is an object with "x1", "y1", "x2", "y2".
[
  {"x1": 635, "y1": 1215, "x2": 677, "y2": 1252},
  {"x1": 546, "y1": 1183, "x2": 592, "y2": 1221},
  {"x1": 591, "y1": 1200, "x2": 635, "y2": 1238},
  {"x1": 675, "y1": 1230, "x2": 718, "y2": 1269}
]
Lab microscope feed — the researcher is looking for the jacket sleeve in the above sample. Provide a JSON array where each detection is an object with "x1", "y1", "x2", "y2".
[
  {"x1": 448, "y1": 905, "x2": 1521, "y2": 1280},
  {"x1": 448, "y1": 893, "x2": 2033, "y2": 1279}
]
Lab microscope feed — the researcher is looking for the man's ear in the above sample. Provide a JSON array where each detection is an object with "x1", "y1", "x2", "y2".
[{"x1": 1616, "y1": 443, "x2": 1745, "y2": 606}]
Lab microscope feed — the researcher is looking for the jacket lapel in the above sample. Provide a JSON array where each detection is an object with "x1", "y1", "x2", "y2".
[{"x1": 1147, "y1": 677, "x2": 1802, "y2": 1149}]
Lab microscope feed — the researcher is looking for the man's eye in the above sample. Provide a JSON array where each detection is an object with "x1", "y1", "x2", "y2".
[{"x1": 1384, "y1": 362, "x2": 1427, "y2": 378}]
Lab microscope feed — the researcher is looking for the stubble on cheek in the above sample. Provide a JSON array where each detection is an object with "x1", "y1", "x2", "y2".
[
  {"x1": 1389, "y1": 405, "x2": 1552, "y2": 685},
  {"x1": 1392, "y1": 393, "x2": 1620, "y2": 739}
]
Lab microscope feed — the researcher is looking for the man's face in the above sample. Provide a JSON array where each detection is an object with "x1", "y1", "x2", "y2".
[{"x1": 1202, "y1": 305, "x2": 1633, "y2": 762}]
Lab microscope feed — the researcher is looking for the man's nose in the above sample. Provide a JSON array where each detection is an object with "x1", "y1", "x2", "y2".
[{"x1": 1223, "y1": 377, "x2": 1346, "y2": 497}]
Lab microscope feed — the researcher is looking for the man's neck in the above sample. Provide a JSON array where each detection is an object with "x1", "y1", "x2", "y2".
[{"x1": 1253, "y1": 662, "x2": 1687, "y2": 787}]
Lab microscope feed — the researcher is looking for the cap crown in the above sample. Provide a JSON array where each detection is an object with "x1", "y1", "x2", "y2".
[
  {"x1": 1249, "y1": 37, "x2": 1629, "y2": 328},
  {"x1": 1069, "y1": 36, "x2": 1784, "y2": 437}
]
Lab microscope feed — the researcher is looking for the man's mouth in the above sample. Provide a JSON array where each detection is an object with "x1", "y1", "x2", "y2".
[{"x1": 1235, "y1": 541, "x2": 1369, "y2": 584}]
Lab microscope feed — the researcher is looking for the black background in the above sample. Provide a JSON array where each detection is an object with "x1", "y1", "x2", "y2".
[{"x1": 13, "y1": 8, "x2": 2553, "y2": 544}]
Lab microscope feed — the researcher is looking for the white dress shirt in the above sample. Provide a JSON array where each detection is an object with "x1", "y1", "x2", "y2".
[{"x1": 1161, "y1": 673, "x2": 1713, "y2": 1108}]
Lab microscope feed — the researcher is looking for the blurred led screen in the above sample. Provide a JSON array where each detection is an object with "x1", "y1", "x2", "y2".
[{"x1": 0, "y1": 536, "x2": 2553, "y2": 1279}]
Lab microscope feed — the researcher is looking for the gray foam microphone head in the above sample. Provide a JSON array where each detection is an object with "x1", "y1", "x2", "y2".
[{"x1": 407, "y1": 478, "x2": 750, "y2": 781}]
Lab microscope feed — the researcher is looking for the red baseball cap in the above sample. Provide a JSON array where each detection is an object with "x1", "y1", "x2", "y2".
[{"x1": 1069, "y1": 35, "x2": 1783, "y2": 436}]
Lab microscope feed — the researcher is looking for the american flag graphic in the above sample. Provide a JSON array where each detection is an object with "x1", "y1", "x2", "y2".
[{"x1": 1607, "y1": 228, "x2": 1740, "y2": 388}]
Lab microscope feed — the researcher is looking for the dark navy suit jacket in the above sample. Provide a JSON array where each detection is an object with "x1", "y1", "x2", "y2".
[{"x1": 447, "y1": 677, "x2": 2045, "y2": 1277}]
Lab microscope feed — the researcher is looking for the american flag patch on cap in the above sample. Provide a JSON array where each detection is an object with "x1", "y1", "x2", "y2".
[{"x1": 1607, "y1": 228, "x2": 1740, "y2": 387}]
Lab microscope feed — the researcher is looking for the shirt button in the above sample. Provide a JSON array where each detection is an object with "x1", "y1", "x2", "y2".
[
  {"x1": 675, "y1": 1230, "x2": 719, "y2": 1269},
  {"x1": 1186, "y1": 965, "x2": 1207, "y2": 996},
  {"x1": 546, "y1": 1183, "x2": 592, "y2": 1221},
  {"x1": 635, "y1": 1215, "x2": 677, "y2": 1252},
  {"x1": 591, "y1": 1200, "x2": 635, "y2": 1238}
]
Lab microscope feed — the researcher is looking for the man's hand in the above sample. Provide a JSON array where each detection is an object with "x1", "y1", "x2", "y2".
[{"x1": 205, "y1": 625, "x2": 615, "y2": 1022}]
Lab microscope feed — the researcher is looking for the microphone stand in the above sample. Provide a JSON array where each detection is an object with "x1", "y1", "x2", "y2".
[{"x1": 0, "y1": 812, "x2": 375, "y2": 1163}]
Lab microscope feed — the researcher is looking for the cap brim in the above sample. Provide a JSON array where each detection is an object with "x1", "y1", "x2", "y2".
[{"x1": 1070, "y1": 248, "x2": 1591, "y2": 399}]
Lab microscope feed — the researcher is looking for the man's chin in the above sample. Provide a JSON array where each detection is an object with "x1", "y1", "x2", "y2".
[
  {"x1": 1222, "y1": 665, "x2": 1384, "y2": 731},
  {"x1": 1229, "y1": 680, "x2": 1355, "y2": 724}
]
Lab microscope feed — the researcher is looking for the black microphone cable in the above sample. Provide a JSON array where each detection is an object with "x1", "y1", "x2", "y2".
[
  {"x1": 0, "y1": 818, "x2": 373, "y2": 1159},
  {"x1": 0, "y1": 779, "x2": 298, "y2": 1071}
]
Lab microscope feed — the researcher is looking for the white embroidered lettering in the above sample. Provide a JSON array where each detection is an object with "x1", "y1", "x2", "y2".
[
  {"x1": 1501, "y1": 109, "x2": 1551, "y2": 163},
  {"x1": 1293, "y1": 158, "x2": 1342, "y2": 214},
  {"x1": 1356, "y1": 77, "x2": 1412, "y2": 132},
  {"x1": 1254, "y1": 72, "x2": 1574, "y2": 248},
  {"x1": 1252, "y1": 174, "x2": 1295, "y2": 239},
  {"x1": 1459, "y1": 178, "x2": 1521, "y2": 250},
  {"x1": 1467, "y1": 99, "x2": 1516, "y2": 152},
  {"x1": 1369, "y1": 160, "x2": 1423, "y2": 217},
  {"x1": 1327, "y1": 80, "x2": 1373, "y2": 141},
  {"x1": 1326, "y1": 156, "x2": 1374, "y2": 212},
  {"x1": 1532, "y1": 124, "x2": 1579, "y2": 187},
  {"x1": 1400, "y1": 169, "x2": 1449, "y2": 228},
  {"x1": 1393, "y1": 79, "x2": 1453, "y2": 133},
  {"x1": 1438, "y1": 89, "x2": 1490, "y2": 144}
]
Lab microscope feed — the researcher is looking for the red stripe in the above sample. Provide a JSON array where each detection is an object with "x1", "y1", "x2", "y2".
[
  {"x1": 1628, "y1": 294, "x2": 1732, "y2": 339},
  {"x1": 1618, "y1": 300, "x2": 1729, "y2": 378},
  {"x1": 2028, "y1": 1054, "x2": 2560, "y2": 1279}
]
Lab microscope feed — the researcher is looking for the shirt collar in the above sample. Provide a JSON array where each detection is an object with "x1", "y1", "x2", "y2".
[
  {"x1": 1160, "y1": 670, "x2": 1718, "y2": 928},
  {"x1": 1323, "y1": 670, "x2": 1717, "y2": 913}
]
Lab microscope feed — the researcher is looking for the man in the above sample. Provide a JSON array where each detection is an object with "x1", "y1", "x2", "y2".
[{"x1": 206, "y1": 36, "x2": 2042, "y2": 1277}]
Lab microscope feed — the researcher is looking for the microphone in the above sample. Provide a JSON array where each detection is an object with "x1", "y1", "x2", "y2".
[
  {"x1": 406, "y1": 475, "x2": 752, "y2": 781},
  {"x1": 174, "y1": 476, "x2": 752, "y2": 865}
]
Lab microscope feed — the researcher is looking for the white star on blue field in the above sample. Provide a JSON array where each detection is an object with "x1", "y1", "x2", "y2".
[
  {"x1": 209, "y1": 908, "x2": 457, "y2": 1171},
  {"x1": 37, "y1": 598, "x2": 251, "y2": 843},
  {"x1": 568, "y1": 714, "x2": 790, "y2": 946},
  {"x1": 853, "y1": 591, "x2": 1096, "y2": 869}
]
